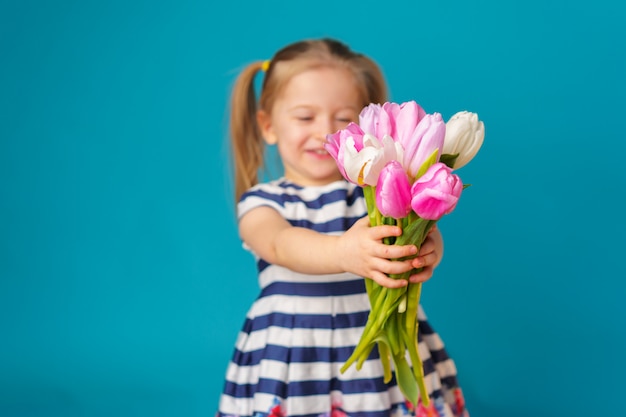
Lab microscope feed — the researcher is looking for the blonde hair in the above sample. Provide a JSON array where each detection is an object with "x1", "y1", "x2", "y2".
[{"x1": 229, "y1": 38, "x2": 388, "y2": 202}]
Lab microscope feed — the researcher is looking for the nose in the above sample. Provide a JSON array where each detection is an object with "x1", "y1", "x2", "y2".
[{"x1": 314, "y1": 117, "x2": 337, "y2": 142}]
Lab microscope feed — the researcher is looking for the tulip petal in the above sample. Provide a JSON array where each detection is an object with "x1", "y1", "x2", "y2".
[
  {"x1": 403, "y1": 113, "x2": 445, "y2": 178},
  {"x1": 344, "y1": 137, "x2": 380, "y2": 184},
  {"x1": 411, "y1": 163, "x2": 463, "y2": 220},
  {"x1": 443, "y1": 111, "x2": 485, "y2": 169},
  {"x1": 361, "y1": 135, "x2": 401, "y2": 186},
  {"x1": 376, "y1": 160, "x2": 412, "y2": 219},
  {"x1": 395, "y1": 101, "x2": 425, "y2": 144}
]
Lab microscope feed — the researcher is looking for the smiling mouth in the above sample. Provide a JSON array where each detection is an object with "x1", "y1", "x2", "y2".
[{"x1": 311, "y1": 149, "x2": 329, "y2": 155}]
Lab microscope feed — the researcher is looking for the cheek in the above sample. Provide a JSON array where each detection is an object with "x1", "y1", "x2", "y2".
[
  {"x1": 283, "y1": 125, "x2": 310, "y2": 142},
  {"x1": 276, "y1": 128, "x2": 305, "y2": 152}
]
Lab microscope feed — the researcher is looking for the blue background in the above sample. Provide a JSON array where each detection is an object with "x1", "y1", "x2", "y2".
[{"x1": 1, "y1": 0, "x2": 625, "y2": 416}]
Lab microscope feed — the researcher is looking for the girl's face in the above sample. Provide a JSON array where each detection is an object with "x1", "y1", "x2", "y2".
[{"x1": 258, "y1": 66, "x2": 363, "y2": 187}]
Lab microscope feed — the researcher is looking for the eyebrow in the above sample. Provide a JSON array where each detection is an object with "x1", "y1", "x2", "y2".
[{"x1": 287, "y1": 104, "x2": 360, "y2": 113}]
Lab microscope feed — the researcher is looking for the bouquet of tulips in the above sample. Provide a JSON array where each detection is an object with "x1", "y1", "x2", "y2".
[{"x1": 324, "y1": 101, "x2": 484, "y2": 408}]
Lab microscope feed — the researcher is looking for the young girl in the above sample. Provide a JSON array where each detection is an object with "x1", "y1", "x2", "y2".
[{"x1": 218, "y1": 38, "x2": 467, "y2": 417}]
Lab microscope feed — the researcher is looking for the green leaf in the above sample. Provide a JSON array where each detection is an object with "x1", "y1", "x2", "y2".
[
  {"x1": 405, "y1": 314, "x2": 430, "y2": 408},
  {"x1": 439, "y1": 153, "x2": 459, "y2": 169},
  {"x1": 355, "y1": 340, "x2": 377, "y2": 371},
  {"x1": 385, "y1": 312, "x2": 401, "y2": 356},
  {"x1": 415, "y1": 149, "x2": 440, "y2": 179},
  {"x1": 395, "y1": 218, "x2": 437, "y2": 247},
  {"x1": 391, "y1": 354, "x2": 419, "y2": 406},
  {"x1": 363, "y1": 186, "x2": 379, "y2": 226},
  {"x1": 376, "y1": 339, "x2": 393, "y2": 383}
]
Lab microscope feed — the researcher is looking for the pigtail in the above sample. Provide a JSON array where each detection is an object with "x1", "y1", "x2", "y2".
[{"x1": 229, "y1": 61, "x2": 266, "y2": 203}]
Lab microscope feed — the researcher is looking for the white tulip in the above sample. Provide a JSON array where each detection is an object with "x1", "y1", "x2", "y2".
[
  {"x1": 442, "y1": 111, "x2": 485, "y2": 169},
  {"x1": 343, "y1": 134, "x2": 404, "y2": 186}
]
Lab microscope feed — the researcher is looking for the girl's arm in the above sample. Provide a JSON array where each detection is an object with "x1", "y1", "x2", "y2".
[{"x1": 239, "y1": 206, "x2": 442, "y2": 289}]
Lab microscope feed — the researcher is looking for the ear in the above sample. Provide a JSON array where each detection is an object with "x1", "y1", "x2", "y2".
[{"x1": 257, "y1": 110, "x2": 278, "y2": 145}]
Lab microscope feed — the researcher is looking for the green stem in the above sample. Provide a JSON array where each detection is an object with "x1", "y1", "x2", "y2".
[
  {"x1": 346, "y1": 192, "x2": 439, "y2": 408},
  {"x1": 355, "y1": 339, "x2": 377, "y2": 370},
  {"x1": 362, "y1": 186, "x2": 380, "y2": 227},
  {"x1": 404, "y1": 282, "x2": 429, "y2": 408},
  {"x1": 341, "y1": 285, "x2": 405, "y2": 373},
  {"x1": 386, "y1": 311, "x2": 401, "y2": 356},
  {"x1": 377, "y1": 340, "x2": 393, "y2": 383}
]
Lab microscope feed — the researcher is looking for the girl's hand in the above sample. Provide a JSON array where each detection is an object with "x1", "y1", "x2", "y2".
[
  {"x1": 408, "y1": 225, "x2": 443, "y2": 284},
  {"x1": 337, "y1": 217, "x2": 420, "y2": 289}
]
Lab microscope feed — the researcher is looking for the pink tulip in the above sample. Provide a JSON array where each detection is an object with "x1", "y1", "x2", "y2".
[
  {"x1": 325, "y1": 123, "x2": 366, "y2": 182},
  {"x1": 326, "y1": 122, "x2": 365, "y2": 155},
  {"x1": 410, "y1": 163, "x2": 463, "y2": 220},
  {"x1": 402, "y1": 113, "x2": 446, "y2": 179},
  {"x1": 379, "y1": 102, "x2": 402, "y2": 138},
  {"x1": 394, "y1": 101, "x2": 426, "y2": 145},
  {"x1": 359, "y1": 101, "x2": 427, "y2": 143},
  {"x1": 376, "y1": 160, "x2": 412, "y2": 219},
  {"x1": 358, "y1": 104, "x2": 384, "y2": 139}
]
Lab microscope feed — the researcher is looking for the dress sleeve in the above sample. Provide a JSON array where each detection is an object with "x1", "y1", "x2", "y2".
[{"x1": 237, "y1": 183, "x2": 286, "y2": 221}]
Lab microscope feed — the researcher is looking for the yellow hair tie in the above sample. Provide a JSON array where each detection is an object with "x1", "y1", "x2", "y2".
[{"x1": 261, "y1": 60, "x2": 270, "y2": 72}]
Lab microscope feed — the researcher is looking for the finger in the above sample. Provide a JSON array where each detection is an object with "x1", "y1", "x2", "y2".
[
  {"x1": 409, "y1": 266, "x2": 434, "y2": 283},
  {"x1": 412, "y1": 251, "x2": 438, "y2": 268},
  {"x1": 369, "y1": 224, "x2": 403, "y2": 240},
  {"x1": 418, "y1": 238, "x2": 434, "y2": 255},
  {"x1": 370, "y1": 272, "x2": 408, "y2": 289},
  {"x1": 376, "y1": 243, "x2": 418, "y2": 259},
  {"x1": 375, "y1": 258, "x2": 415, "y2": 275}
]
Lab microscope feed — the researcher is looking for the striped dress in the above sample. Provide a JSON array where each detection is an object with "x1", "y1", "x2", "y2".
[{"x1": 217, "y1": 179, "x2": 468, "y2": 417}]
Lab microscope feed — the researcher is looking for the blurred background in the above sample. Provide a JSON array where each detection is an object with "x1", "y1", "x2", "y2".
[{"x1": 1, "y1": 0, "x2": 625, "y2": 416}]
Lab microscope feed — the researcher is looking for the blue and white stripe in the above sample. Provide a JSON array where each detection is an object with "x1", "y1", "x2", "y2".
[{"x1": 218, "y1": 179, "x2": 464, "y2": 417}]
